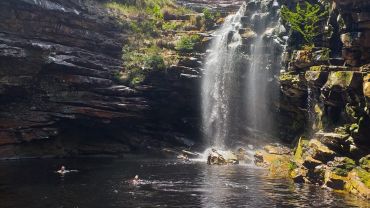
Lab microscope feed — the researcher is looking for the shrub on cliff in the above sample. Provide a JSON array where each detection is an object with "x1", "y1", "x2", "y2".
[
  {"x1": 145, "y1": 54, "x2": 166, "y2": 70},
  {"x1": 281, "y1": 2, "x2": 328, "y2": 46},
  {"x1": 203, "y1": 8, "x2": 221, "y2": 30},
  {"x1": 175, "y1": 34, "x2": 201, "y2": 53}
]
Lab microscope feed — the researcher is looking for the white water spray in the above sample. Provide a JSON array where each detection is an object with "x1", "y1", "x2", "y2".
[{"x1": 202, "y1": 3, "x2": 246, "y2": 149}]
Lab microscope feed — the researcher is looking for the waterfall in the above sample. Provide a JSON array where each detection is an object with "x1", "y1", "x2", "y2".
[
  {"x1": 202, "y1": 3, "x2": 246, "y2": 149},
  {"x1": 202, "y1": 0, "x2": 285, "y2": 149},
  {"x1": 246, "y1": 36, "x2": 266, "y2": 131}
]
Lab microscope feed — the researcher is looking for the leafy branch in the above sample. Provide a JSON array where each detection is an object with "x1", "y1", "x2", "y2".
[{"x1": 281, "y1": 2, "x2": 328, "y2": 45}]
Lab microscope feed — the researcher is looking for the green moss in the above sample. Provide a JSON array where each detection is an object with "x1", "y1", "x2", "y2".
[
  {"x1": 333, "y1": 157, "x2": 356, "y2": 177},
  {"x1": 310, "y1": 65, "x2": 327, "y2": 71},
  {"x1": 279, "y1": 72, "x2": 300, "y2": 83},
  {"x1": 360, "y1": 155, "x2": 370, "y2": 171},
  {"x1": 355, "y1": 167, "x2": 370, "y2": 188},
  {"x1": 327, "y1": 71, "x2": 354, "y2": 88},
  {"x1": 289, "y1": 161, "x2": 298, "y2": 171},
  {"x1": 294, "y1": 137, "x2": 308, "y2": 162}
]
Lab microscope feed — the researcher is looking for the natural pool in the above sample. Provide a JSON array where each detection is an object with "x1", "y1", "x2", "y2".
[{"x1": 0, "y1": 158, "x2": 368, "y2": 208}]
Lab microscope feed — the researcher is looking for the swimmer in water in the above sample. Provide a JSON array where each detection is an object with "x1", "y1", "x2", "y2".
[
  {"x1": 57, "y1": 165, "x2": 67, "y2": 174},
  {"x1": 56, "y1": 165, "x2": 78, "y2": 175},
  {"x1": 132, "y1": 175, "x2": 140, "y2": 185}
]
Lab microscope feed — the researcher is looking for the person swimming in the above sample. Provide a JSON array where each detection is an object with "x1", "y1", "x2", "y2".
[
  {"x1": 132, "y1": 175, "x2": 140, "y2": 185},
  {"x1": 56, "y1": 165, "x2": 78, "y2": 175},
  {"x1": 57, "y1": 165, "x2": 68, "y2": 175}
]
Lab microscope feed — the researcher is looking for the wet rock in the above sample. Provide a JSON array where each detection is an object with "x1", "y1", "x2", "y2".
[
  {"x1": 308, "y1": 139, "x2": 336, "y2": 163},
  {"x1": 290, "y1": 167, "x2": 307, "y2": 183},
  {"x1": 207, "y1": 150, "x2": 239, "y2": 165},
  {"x1": 324, "y1": 170, "x2": 346, "y2": 190}
]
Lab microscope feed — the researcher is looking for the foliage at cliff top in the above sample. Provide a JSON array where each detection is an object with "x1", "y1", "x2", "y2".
[
  {"x1": 281, "y1": 2, "x2": 328, "y2": 46},
  {"x1": 105, "y1": 0, "x2": 204, "y2": 86}
]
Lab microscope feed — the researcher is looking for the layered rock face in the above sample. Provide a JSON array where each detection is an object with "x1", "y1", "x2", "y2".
[
  {"x1": 277, "y1": 0, "x2": 370, "y2": 198},
  {"x1": 177, "y1": 0, "x2": 244, "y2": 13},
  {"x1": 0, "y1": 0, "x2": 201, "y2": 158}
]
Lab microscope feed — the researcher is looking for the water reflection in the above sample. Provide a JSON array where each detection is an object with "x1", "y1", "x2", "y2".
[{"x1": 0, "y1": 159, "x2": 368, "y2": 208}]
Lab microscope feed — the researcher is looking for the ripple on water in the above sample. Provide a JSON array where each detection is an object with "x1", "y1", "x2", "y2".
[{"x1": 0, "y1": 158, "x2": 369, "y2": 208}]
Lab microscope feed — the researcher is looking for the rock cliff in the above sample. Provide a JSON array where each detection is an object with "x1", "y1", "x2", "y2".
[
  {"x1": 275, "y1": 0, "x2": 370, "y2": 198},
  {"x1": 0, "y1": 0, "x2": 203, "y2": 158}
]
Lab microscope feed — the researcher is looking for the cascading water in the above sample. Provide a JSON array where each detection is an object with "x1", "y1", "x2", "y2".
[
  {"x1": 202, "y1": 3, "x2": 246, "y2": 149},
  {"x1": 202, "y1": 0, "x2": 286, "y2": 149}
]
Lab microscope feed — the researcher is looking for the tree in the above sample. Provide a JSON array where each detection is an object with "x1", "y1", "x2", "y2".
[{"x1": 281, "y1": 2, "x2": 328, "y2": 45}]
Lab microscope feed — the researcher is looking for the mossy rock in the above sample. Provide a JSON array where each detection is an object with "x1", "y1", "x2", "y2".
[
  {"x1": 346, "y1": 168, "x2": 370, "y2": 199},
  {"x1": 324, "y1": 169, "x2": 347, "y2": 190},
  {"x1": 308, "y1": 139, "x2": 336, "y2": 162},
  {"x1": 290, "y1": 167, "x2": 307, "y2": 183},
  {"x1": 310, "y1": 65, "x2": 329, "y2": 72},
  {"x1": 279, "y1": 72, "x2": 300, "y2": 83},
  {"x1": 328, "y1": 157, "x2": 356, "y2": 177},
  {"x1": 254, "y1": 150, "x2": 291, "y2": 177},
  {"x1": 324, "y1": 71, "x2": 362, "y2": 90},
  {"x1": 292, "y1": 48, "x2": 330, "y2": 69},
  {"x1": 314, "y1": 132, "x2": 349, "y2": 153},
  {"x1": 360, "y1": 155, "x2": 370, "y2": 172},
  {"x1": 305, "y1": 71, "x2": 328, "y2": 87},
  {"x1": 364, "y1": 73, "x2": 370, "y2": 98}
]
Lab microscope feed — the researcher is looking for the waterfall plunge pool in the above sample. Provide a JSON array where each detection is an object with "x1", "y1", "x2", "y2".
[{"x1": 0, "y1": 158, "x2": 367, "y2": 208}]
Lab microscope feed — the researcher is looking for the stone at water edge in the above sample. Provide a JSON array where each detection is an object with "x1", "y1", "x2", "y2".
[
  {"x1": 254, "y1": 144, "x2": 292, "y2": 177},
  {"x1": 207, "y1": 149, "x2": 239, "y2": 165}
]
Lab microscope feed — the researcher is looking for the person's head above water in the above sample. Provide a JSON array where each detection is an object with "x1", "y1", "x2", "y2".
[{"x1": 60, "y1": 166, "x2": 65, "y2": 171}]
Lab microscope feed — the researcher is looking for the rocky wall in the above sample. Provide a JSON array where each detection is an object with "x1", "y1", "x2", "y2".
[
  {"x1": 276, "y1": 0, "x2": 370, "y2": 198},
  {"x1": 0, "y1": 0, "x2": 202, "y2": 158}
]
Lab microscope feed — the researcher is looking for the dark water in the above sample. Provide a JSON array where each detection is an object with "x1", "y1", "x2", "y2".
[{"x1": 0, "y1": 158, "x2": 368, "y2": 208}]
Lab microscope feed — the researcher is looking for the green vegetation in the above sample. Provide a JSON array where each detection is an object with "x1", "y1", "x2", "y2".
[
  {"x1": 145, "y1": 54, "x2": 166, "y2": 70},
  {"x1": 279, "y1": 72, "x2": 300, "y2": 83},
  {"x1": 289, "y1": 161, "x2": 298, "y2": 171},
  {"x1": 105, "y1": 0, "x2": 202, "y2": 86},
  {"x1": 281, "y1": 2, "x2": 328, "y2": 46},
  {"x1": 162, "y1": 21, "x2": 183, "y2": 31},
  {"x1": 203, "y1": 8, "x2": 221, "y2": 30},
  {"x1": 355, "y1": 167, "x2": 370, "y2": 188},
  {"x1": 175, "y1": 34, "x2": 201, "y2": 53},
  {"x1": 332, "y1": 158, "x2": 356, "y2": 177}
]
